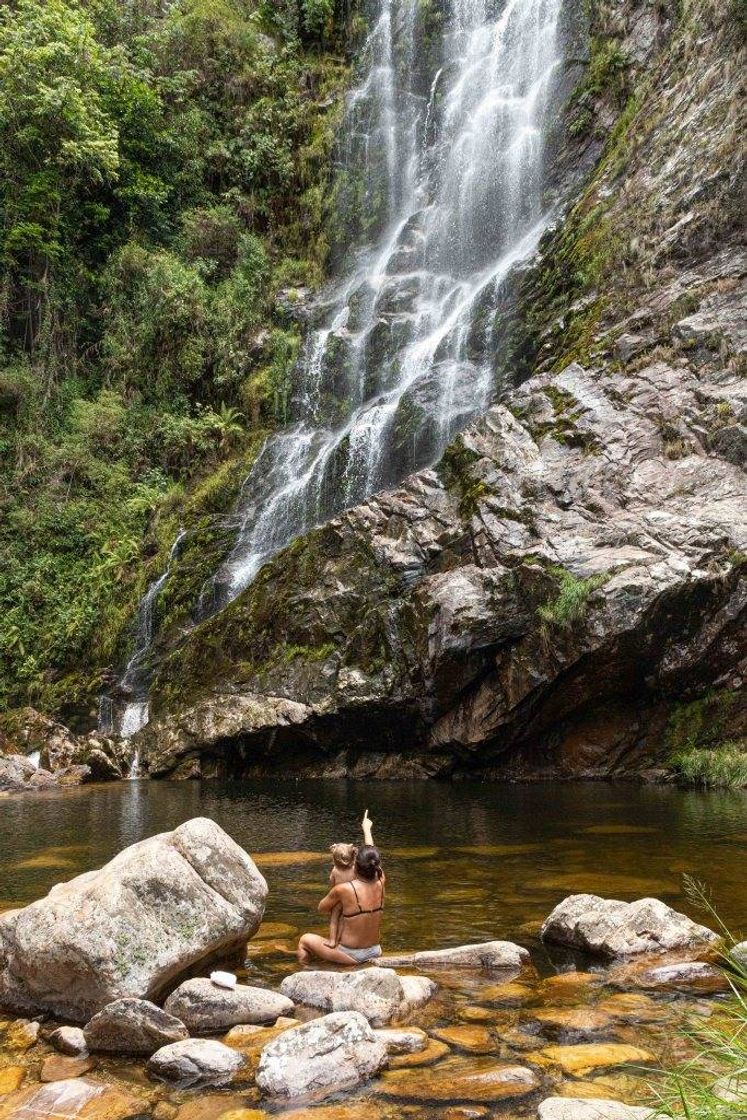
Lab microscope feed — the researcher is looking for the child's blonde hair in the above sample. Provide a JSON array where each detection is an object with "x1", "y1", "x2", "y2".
[{"x1": 330, "y1": 842, "x2": 357, "y2": 869}]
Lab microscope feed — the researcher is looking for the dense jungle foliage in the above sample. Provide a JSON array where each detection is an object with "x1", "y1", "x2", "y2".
[{"x1": 0, "y1": 0, "x2": 358, "y2": 722}]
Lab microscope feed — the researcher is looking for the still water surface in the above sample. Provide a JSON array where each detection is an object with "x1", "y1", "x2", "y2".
[{"x1": 0, "y1": 780, "x2": 744, "y2": 1117}]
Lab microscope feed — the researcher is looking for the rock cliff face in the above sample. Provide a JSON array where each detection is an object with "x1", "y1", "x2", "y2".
[{"x1": 140, "y1": 0, "x2": 746, "y2": 780}]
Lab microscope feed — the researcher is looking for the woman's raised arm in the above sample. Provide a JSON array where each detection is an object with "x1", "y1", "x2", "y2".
[{"x1": 361, "y1": 808, "x2": 374, "y2": 847}]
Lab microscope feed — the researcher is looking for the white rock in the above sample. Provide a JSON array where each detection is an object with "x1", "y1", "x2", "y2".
[
  {"x1": 540, "y1": 895, "x2": 718, "y2": 957},
  {"x1": 373, "y1": 1027, "x2": 428, "y2": 1053},
  {"x1": 376, "y1": 940, "x2": 529, "y2": 970},
  {"x1": 83, "y1": 997, "x2": 188, "y2": 1055},
  {"x1": 279, "y1": 968, "x2": 405, "y2": 1026},
  {"x1": 730, "y1": 940, "x2": 747, "y2": 970},
  {"x1": 256, "y1": 1010, "x2": 388, "y2": 1100},
  {"x1": 210, "y1": 970, "x2": 237, "y2": 989},
  {"x1": 399, "y1": 974, "x2": 438, "y2": 1014},
  {"x1": 164, "y1": 976, "x2": 293, "y2": 1030},
  {"x1": 539, "y1": 1098, "x2": 667, "y2": 1119},
  {"x1": 0, "y1": 817, "x2": 268, "y2": 1021},
  {"x1": 147, "y1": 1038, "x2": 245, "y2": 1087},
  {"x1": 49, "y1": 1026, "x2": 88, "y2": 1056}
]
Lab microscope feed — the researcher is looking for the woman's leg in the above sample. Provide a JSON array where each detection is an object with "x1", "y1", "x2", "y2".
[{"x1": 297, "y1": 933, "x2": 357, "y2": 966}]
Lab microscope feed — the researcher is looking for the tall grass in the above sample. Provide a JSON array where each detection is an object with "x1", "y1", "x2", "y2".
[
  {"x1": 647, "y1": 878, "x2": 747, "y2": 1117},
  {"x1": 669, "y1": 744, "x2": 747, "y2": 789}
]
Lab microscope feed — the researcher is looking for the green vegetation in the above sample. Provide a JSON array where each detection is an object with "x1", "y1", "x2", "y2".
[
  {"x1": 537, "y1": 566, "x2": 609, "y2": 630},
  {"x1": 649, "y1": 878, "x2": 747, "y2": 1116},
  {"x1": 0, "y1": 0, "x2": 356, "y2": 721},
  {"x1": 666, "y1": 691, "x2": 746, "y2": 789}
]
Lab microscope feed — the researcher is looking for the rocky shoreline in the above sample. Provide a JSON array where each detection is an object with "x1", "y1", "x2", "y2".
[{"x1": 0, "y1": 818, "x2": 742, "y2": 1118}]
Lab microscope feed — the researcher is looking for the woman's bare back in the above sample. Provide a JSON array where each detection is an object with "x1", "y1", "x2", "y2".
[{"x1": 337, "y1": 875, "x2": 385, "y2": 950}]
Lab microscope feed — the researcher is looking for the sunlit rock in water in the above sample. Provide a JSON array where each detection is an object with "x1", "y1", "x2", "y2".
[{"x1": 541, "y1": 895, "x2": 718, "y2": 957}]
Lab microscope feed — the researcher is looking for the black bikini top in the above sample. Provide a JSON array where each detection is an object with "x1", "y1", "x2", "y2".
[{"x1": 342, "y1": 878, "x2": 385, "y2": 918}]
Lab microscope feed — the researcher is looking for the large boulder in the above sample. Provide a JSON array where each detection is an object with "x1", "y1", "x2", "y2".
[
  {"x1": 0, "y1": 817, "x2": 267, "y2": 1020},
  {"x1": 540, "y1": 895, "x2": 718, "y2": 957},
  {"x1": 147, "y1": 1038, "x2": 245, "y2": 1088},
  {"x1": 0, "y1": 755, "x2": 36, "y2": 792},
  {"x1": 256, "y1": 1011, "x2": 388, "y2": 1100},
  {"x1": 279, "y1": 968, "x2": 417, "y2": 1027},
  {"x1": 164, "y1": 977, "x2": 293, "y2": 1031},
  {"x1": 83, "y1": 997, "x2": 188, "y2": 1055},
  {"x1": 377, "y1": 940, "x2": 529, "y2": 971}
]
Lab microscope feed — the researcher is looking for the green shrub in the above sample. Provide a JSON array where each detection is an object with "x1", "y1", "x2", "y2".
[
  {"x1": 670, "y1": 744, "x2": 747, "y2": 790},
  {"x1": 537, "y1": 566, "x2": 609, "y2": 630}
]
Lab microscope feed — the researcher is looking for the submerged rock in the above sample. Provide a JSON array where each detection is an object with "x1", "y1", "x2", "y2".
[
  {"x1": 256, "y1": 1011, "x2": 388, "y2": 1101},
  {"x1": 0, "y1": 817, "x2": 267, "y2": 1020},
  {"x1": 147, "y1": 1038, "x2": 245, "y2": 1088},
  {"x1": 0, "y1": 1077, "x2": 144, "y2": 1120},
  {"x1": 373, "y1": 1027, "x2": 428, "y2": 1054},
  {"x1": 84, "y1": 997, "x2": 188, "y2": 1055},
  {"x1": 279, "y1": 968, "x2": 410, "y2": 1027},
  {"x1": 529, "y1": 1042, "x2": 656, "y2": 1076},
  {"x1": 609, "y1": 957, "x2": 728, "y2": 995},
  {"x1": 40, "y1": 1054, "x2": 96, "y2": 1081},
  {"x1": 541, "y1": 895, "x2": 718, "y2": 957},
  {"x1": 538, "y1": 1100, "x2": 667, "y2": 1120},
  {"x1": 164, "y1": 977, "x2": 294, "y2": 1030},
  {"x1": 376, "y1": 941, "x2": 529, "y2": 971},
  {"x1": 378, "y1": 1061, "x2": 539, "y2": 1102}
]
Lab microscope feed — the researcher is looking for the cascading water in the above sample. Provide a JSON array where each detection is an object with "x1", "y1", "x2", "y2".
[{"x1": 104, "y1": 0, "x2": 566, "y2": 733}]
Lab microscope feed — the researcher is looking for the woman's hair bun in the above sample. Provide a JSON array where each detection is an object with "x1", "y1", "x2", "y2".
[{"x1": 355, "y1": 844, "x2": 383, "y2": 881}]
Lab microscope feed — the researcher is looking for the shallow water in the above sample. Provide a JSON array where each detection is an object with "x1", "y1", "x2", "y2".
[{"x1": 0, "y1": 780, "x2": 744, "y2": 1117}]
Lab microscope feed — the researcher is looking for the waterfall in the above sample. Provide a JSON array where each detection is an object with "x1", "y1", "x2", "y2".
[
  {"x1": 101, "y1": 530, "x2": 186, "y2": 738},
  {"x1": 105, "y1": 0, "x2": 566, "y2": 734},
  {"x1": 28, "y1": 750, "x2": 40, "y2": 770}
]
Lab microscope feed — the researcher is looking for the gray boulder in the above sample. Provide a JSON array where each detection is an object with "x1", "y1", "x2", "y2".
[
  {"x1": 0, "y1": 817, "x2": 267, "y2": 1020},
  {"x1": 377, "y1": 940, "x2": 529, "y2": 971},
  {"x1": 730, "y1": 940, "x2": 747, "y2": 970},
  {"x1": 399, "y1": 974, "x2": 439, "y2": 1014},
  {"x1": 164, "y1": 977, "x2": 293, "y2": 1031},
  {"x1": 147, "y1": 1038, "x2": 245, "y2": 1087},
  {"x1": 84, "y1": 997, "x2": 188, "y2": 1055},
  {"x1": 279, "y1": 968, "x2": 408, "y2": 1027},
  {"x1": 0, "y1": 754, "x2": 36, "y2": 792},
  {"x1": 256, "y1": 1011, "x2": 388, "y2": 1100},
  {"x1": 539, "y1": 1099, "x2": 666, "y2": 1119},
  {"x1": 541, "y1": 895, "x2": 718, "y2": 957},
  {"x1": 49, "y1": 1026, "x2": 88, "y2": 1056}
]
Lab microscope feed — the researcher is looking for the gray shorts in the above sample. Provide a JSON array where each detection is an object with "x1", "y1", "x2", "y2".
[{"x1": 339, "y1": 943, "x2": 382, "y2": 964}]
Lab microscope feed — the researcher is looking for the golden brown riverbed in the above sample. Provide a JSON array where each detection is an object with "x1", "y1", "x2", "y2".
[{"x1": 0, "y1": 779, "x2": 744, "y2": 1117}]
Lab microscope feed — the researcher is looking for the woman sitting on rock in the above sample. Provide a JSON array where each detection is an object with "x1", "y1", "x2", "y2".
[{"x1": 297, "y1": 810, "x2": 385, "y2": 966}]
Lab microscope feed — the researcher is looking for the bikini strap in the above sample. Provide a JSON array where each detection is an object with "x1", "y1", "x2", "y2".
[{"x1": 349, "y1": 879, "x2": 363, "y2": 914}]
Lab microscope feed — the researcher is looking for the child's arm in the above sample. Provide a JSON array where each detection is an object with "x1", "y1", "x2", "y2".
[{"x1": 318, "y1": 885, "x2": 343, "y2": 915}]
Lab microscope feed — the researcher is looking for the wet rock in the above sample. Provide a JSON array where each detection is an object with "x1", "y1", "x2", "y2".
[
  {"x1": 26, "y1": 768, "x2": 57, "y2": 789},
  {"x1": 399, "y1": 974, "x2": 438, "y2": 1014},
  {"x1": 531, "y1": 1008, "x2": 613, "y2": 1036},
  {"x1": 378, "y1": 1060, "x2": 539, "y2": 1102},
  {"x1": 256, "y1": 1010, "x2": 388, "y2": 1101},
  {"x1": 529, "y1": 1042, "x2": 656, "y2": 1076},
  {"x1": 279, "y1": 968, "x2": 407, "y2": 1027},
  {"x1": 376, "y1": 941, "x2": 529, "y2": 971},
  {"x1": 55, "y1": 764, "x2": 92, "y2": 786},
  {"x1": 432, "y1": 1025, "x2": 496, "y2": 1053},
  {"x1": 609, "y1": 958, "x2": 728, "y2": 994},
  {"x1": 0, "y1": 1068, "x2": 24, "y2": 1094},
  {"x1": 730, "y1": 940, "x2": 747, "y2": 969},
  {"x1": 5, "y1": 1018, "x2": 40, "y2": 1050},
  {"x1": 479, "y1": 980, "x2": 533, "y2": 1004},
  {"x1": 0, "y1": 817, "x2": 268, "y2": 1020},
  {"x1": 147, "y1": 1038, "x2": 245, "y2": 1088},
  {"x1": 373, "y1": 1026, "x2": 428, "y2": 1053},
  {"x1": 595, "y1": 992, "x2": 668, "y2": 1022},
  {"x1": 0, "y1": 756, "x2": 36, "y2": 793},
  {"x1": 50, "y1": 1025, "x2": 88, "y2": 1055},
  {"x1": 86, "y1": 749, "x2": 122, "y2": 782},
  {"x1": 0, "y1": 1078, "x2": 144, "y2": 1120},
  {"x1": 40, "y1": 1054, "x2": 96, "y2": 1081},
  {"x1": 164, "y1": 977, "x2": 293, "y2": 1031},
  {"x1": 541, "y1": 895, "x2": 718, "y2": 957},
  {"x1": 84, "y1": 997, "x2": 189, "y2": 1055},
  {"x1": 539, "y1": 1100, "x2": 666, "y2": 1119},
  {"x1": 389, "y1": 1037, "x2": 451, "y2": 1068}
]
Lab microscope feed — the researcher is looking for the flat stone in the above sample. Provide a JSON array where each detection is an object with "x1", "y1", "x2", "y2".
[
  {"x1": 389, "y1": 1038, "x2": 451, "y2": 1068},
  {"x1": 5, "y1": 1020, "x2": 39, "y2": 1050},
  {"x1": 538, "y1": 1098, "x2": 666, "y2": 1119},
  {"x1": 0, "y1": 1068, "x2": 24, "y2": 1094},
  {"x1": 378, "y1": 1059, "x2": 539, "y2": 1102},
  {"x1": 541, "y1": 895, "x2": 718, "y2": 958},
  {"x1": 84, "y1": 997, "x2": 188, "y2": 1055},
  {"x1": 442, "y1": 1109, "x2": 490, "y2": 1120},
  {"x1": 50, "y1": 1026, "x2": 88, "y2": 1056},
  {"x1": 256, "y1": 1010, "x2": 388, "y2": 1101},
  {"x1": 376, "y1": 941, "x2": 529, "y2": 971},
  {"x1": 40, "y1": 1055, "x2": 96, "y2": 1081},
  {"x1": 459, "y1": 1005, "x2": 496, "y2": 1023},
  {"x1": 373, "y1": 1027, "x2": 428, "y2": 1054},
  {"x1": 0, "y1": 818, "x2": 268, "y2": 1021},
  {"x1": 610, "y1": 958, "x2": 729, "y2": 994},
  {"x1": 532, "y1": 1008, "x2": 613, "y2": 1035},
  {"x1": 148, "y1": 1039, "x2": 245, "y2": 1088},
  {"x1": 164, "y1": 978, "x2": 293, "y2": 1031},
  {"x1": 174, "y1": 1098, "x2": 265, "y2": 1120},
  {"x1": 0, "y1": 1078, "x2": 144, "y2": 1120},
  {"x1": 432, "y1": 1025, "x2": 496, "y2": 1054},
  {"x1": 595, "y1": 992, "x2": 668, "y2": 1022},
  {"x1": 529, "y1": 1043, "x2": 656, "y2": 1076},
  {"x1": 480, "y1": 981, "x2": 533, "y2": 1004},
  {"x1": 279, "y1": 968, "x2": 404, "y2": 1027}
]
